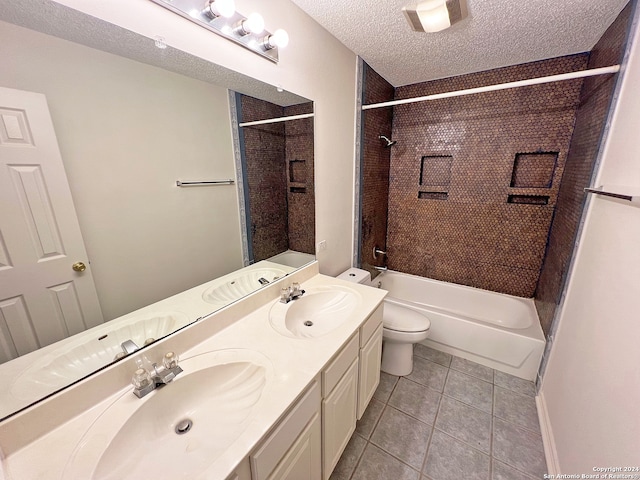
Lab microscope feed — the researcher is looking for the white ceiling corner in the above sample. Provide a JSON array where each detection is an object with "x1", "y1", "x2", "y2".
[{"x1": 290, "y1": 0, "x2": 631, "y2": 86}]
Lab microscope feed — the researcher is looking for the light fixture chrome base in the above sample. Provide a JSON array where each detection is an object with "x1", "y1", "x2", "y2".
[{"x1": 149, "y1": 0, "x2": 279, "y2": 63}]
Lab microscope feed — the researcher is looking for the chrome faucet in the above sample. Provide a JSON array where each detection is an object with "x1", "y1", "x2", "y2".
[
  {"x1": 280, "y1": 282, "x2": 305, "y2": 304},
  {"x1": 121, "y1": 339, "x2": 140, "y2": 354},
  {"x1": 373, "y1": 266, "x2": 388, "y2": 272},
  {"x1": 131, "y1": 351, "x2": 183, "y2": 398}
]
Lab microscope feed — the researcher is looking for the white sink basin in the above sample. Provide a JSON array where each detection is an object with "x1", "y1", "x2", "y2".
[
  {"x1": 269, "y1": 286, "x2": 361, "y2": 338},
  {"x1": 64, "y1": 349, "x2": 272, "y2": 480},
  {"x1": 11, "y1": 312, "x2": 190, "y2": 400},
  {"x1": 202, "y1": 267, "x2": 288, "y2": 305}
]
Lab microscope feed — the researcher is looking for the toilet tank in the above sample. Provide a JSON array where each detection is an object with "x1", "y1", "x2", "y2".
[{"x1": 336, "y1": 268, "x2": 371, "y2": 285}]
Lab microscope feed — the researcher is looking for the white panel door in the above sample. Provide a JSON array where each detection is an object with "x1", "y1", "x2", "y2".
[{"x1": 0, "y1": 87, "x2": 103, "y2": 362}]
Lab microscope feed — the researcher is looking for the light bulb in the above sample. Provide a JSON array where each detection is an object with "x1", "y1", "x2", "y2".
[
  {"x1": 203, "y1": 0, "x2": 235, "y2": 19},
  {"x1": 243, "y1": 12, "x2": 265, "y2": 34},
  {"x1": 265, "y1": 28, "x2": 289, "y2": 49}
]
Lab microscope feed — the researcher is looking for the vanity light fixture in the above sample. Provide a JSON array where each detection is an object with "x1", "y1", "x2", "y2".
[
  {"x1": 149, "y1": 0, "x2": 288, "y2": 63},
  {"x1": 403, "y1": 0, "x2": 468, "y2": 33},
  {"x1": 264, "y1": 29, "x2": 290, "y2": 50},
  {"x1": 202, "y1": 0, "x2": 235, "y2": 19},
  {"x1": 236, "y1": 12, "x2": 265, "y2": 36}
]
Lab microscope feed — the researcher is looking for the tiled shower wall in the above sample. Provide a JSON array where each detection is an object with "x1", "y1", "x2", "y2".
[
  {"x1": 284, "y1": 103, "x2": 316, "y2": 256},
  {"x1": 535, "y1": 3, "x2": 633, "y2": 335},
  {"x1": 239, "y1": 96, "x2": 315, "y2": 262},
  {"x1": 360, "y1": 65, "x2": 394, "y2": 277},
  {"x1": 385, "y1": 55, "x2": 588, "y2": 297}
]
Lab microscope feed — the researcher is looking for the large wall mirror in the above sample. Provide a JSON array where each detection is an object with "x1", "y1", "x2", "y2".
[{"x1": 0, "y1": 1, "x2": 315, "y2": 420}]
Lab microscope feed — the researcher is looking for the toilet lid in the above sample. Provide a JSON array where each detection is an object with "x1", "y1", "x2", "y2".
[{"x1": 383, "y1": 301, "x2": 431, "y2": 332}]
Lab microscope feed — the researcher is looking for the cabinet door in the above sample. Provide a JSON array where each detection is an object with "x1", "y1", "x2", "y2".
[
  {"x1": 252, "y1": 381, "x2": 320, "y2": 480},
  {"x1": 269, "y1": 413, "x2": 321, "y2": 480},
  {"x1": 322, "y1": 359, "x2": 359, "y2": 479},
  {"x1": 357, "y1": 323, "x2": 383, "y2": 419},
  {"x1": 226, "y1": 457, "x2": 251, "y2": 480}
]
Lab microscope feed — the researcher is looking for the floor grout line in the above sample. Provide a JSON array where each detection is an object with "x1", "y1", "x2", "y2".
[{"x1": 343, "y1": 349, "x2": 541, "y2": 480}]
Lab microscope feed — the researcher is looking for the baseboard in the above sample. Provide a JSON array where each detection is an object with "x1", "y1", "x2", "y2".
[{"x1": 536, "y1": 391, "x2": 560, "y2": 475}]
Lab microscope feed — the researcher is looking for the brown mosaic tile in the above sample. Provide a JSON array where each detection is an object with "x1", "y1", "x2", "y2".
[
  {"x1": 240, "y1": 96, "x2": 314, "y2": 261},
  {"x1": 385, "y1": 55, "x2": 587, "y2": 297},
  {"x1": 534, "y1": 4, "x2": 632, "y2": 334},
  {"x1": 360, "y1": 64, "x2": 394, "y2": 275},
  {"x1": 510, "y1": 152, "x2": 558, "y2": 188},
  {"x1": 420, "y1": 155, "x2": 453, "y2": 187},
  {"x1": 285, "y1": 103, "x2": 315, "y2": 255}
]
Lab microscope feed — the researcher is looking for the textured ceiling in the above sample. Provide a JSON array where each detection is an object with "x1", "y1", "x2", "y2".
[
  {"x1": 0, "y1": 0, "x2": 310, "y2": 106},
  {"x1": 291, "y1": 0, "x2": 631, "y2": 86}
]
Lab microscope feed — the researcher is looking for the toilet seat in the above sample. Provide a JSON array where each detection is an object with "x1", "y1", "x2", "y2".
[{"x1": 383, "y1": 301, "x2": 431, "y2": 333}]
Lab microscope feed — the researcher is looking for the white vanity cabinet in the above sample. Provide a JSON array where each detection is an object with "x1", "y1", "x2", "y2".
[
  {"x1": 322, "y1": 304, "x2": 384, "y2": 479},
  {"x1": 357, "y1": 306, "x2": 383, "y2": 419},
  {"x1": 321, "y1": 334, "x2": 360, "y2": 478},
  {"x1": 251, "y1": 381, "x2": 322, "y2": 480},
  {"x1": 249, "y1": 305, "x2": 384, "y2": 480},
  {"x1": 226, "y1": 457, "x2": 252, "y2": 480}
]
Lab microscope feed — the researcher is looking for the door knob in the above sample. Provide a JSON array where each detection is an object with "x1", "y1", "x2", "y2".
[{"x1": 72, "y1": 262, "x2": 87, "y2": 272}]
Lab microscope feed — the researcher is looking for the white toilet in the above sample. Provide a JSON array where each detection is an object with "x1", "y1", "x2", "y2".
[{"x1": 337, "y1": 268, "x2": 431, "y2": 376}]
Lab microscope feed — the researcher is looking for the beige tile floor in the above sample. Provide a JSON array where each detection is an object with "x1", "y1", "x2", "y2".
[{"x1": 330, "y1": 345, "x2": 547, "y2": 480}]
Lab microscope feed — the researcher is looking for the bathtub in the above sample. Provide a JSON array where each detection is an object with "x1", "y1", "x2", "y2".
[
  {"x1": 375, "y1": 270, "x2": 545, "y2": 381},
  {"x1": 267, "y1": 250, "x2": 315, "y2": 268}
]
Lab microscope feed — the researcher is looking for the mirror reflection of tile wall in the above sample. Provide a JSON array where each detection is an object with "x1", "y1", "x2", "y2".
[{"x1": 239, "y1": 96, "x2": 315, "y2": 262}]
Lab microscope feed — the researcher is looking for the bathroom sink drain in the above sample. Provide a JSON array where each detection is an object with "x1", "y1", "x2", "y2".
[
  {"x1": 303, "y1": 320, "x2": 314, "y2": 327},
  {"x1": 175, "y1": 419, "x2": 193, "y2": 435}
]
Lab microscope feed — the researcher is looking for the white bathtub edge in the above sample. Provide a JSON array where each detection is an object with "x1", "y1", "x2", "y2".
[
  {"x1": 420, "y1": 338, "x2": 543, "y2": 381},
  {"x1": 536, "y1": 391, "x2": 560, "y2": 475}
]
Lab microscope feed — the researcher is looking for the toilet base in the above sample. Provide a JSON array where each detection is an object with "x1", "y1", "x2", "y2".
[{"x1": 380, "y1": 341, "x2": 414, "y2": 376}]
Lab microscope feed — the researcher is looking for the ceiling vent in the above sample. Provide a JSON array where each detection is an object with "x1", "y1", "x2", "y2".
[{"x1": 402, "y1": 0, "x2": 468, "y2": 33}]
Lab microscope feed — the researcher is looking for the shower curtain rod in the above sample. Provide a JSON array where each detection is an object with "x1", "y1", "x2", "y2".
[
  {"x1": 238, "y1": 112, "x2": 314, "y2": 127},
  {"x1": 361, "y1": 65, "x2": 621, "y2": 110}
]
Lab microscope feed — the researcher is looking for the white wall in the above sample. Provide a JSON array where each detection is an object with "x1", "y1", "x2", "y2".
[
  {"x1": 50, "y1": 0, "x2": 359, "y2": 277},
  {"x1": 539, "y1": 14, "x2": 640, "y2": 472},
  {"x1": 0, "y1": 21, "x2": 244, "y2": 320}
]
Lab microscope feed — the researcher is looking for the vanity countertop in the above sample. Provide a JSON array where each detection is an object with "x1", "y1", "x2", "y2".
[{"x1": 0, "y1": 265, "x2": 386, "y2": 479}]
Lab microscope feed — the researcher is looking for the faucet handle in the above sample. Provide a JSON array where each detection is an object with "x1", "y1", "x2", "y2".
[
  {"x1": 132, "y1": 368, "x2": 152, "y2": 389},
  {"x1": 163, "y1": 351, "x2": 179, "y2": 370},
  {"x1": 281, "y1": 286, "x2": 291, "y2": 303},
  {"x1": 291, "y1": 282, "x2": 305, "y2": 299}
]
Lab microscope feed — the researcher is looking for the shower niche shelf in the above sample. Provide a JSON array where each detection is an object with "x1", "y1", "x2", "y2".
[
  {"x1": 288, "y1": 159, "x2": 307, "y2": 193},
  {"x1": 418, "y1": 155, "x2": 452, "y2": 200},
  {"x1": 507, "y1": 194, "x2": 549, "y2": 205},
  {"x1": 418, "y1": 191, "x2": 448, "y2": 200}
]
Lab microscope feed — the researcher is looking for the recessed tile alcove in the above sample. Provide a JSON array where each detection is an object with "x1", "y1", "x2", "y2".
[
  {"x1": 510, "y1": 152, "x2": 558, "y2": 188},
  {"x1": 420, "y1": 155, "x2": 453, "y2": 187}
]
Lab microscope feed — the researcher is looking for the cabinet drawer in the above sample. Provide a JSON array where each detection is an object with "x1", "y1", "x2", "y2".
[
  {"x1": 360, "y1": 304, "x2": 383, "y2": 347},
  {"x1": 251, "y1": 380, "x2": 321, "y2": 480},
  {"x1": 322, "y1": 334, "x2": 358, "y2": 396}
]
